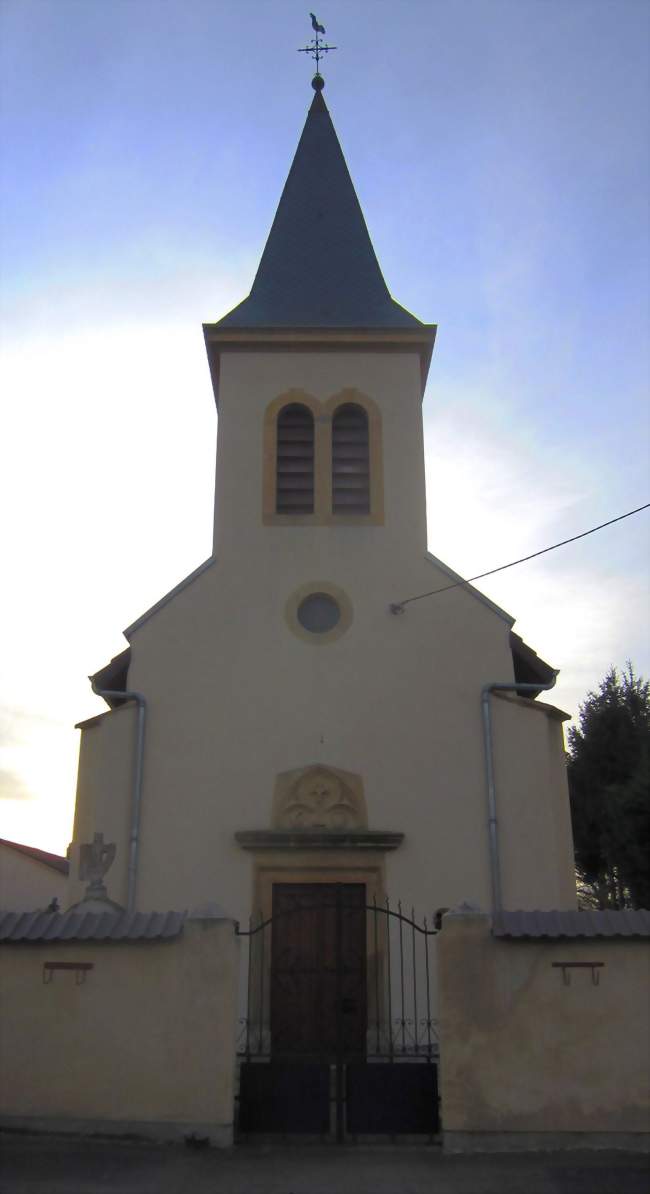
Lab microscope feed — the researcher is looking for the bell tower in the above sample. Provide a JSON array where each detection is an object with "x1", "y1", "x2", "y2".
[{"x1": 203, "y1": 84, "x2": 437, "y2": 571}]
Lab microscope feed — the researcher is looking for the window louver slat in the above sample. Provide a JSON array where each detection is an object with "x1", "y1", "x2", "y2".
[
  {"x1": 333, "y1": 464, "x2": 369, "y2": 475},
  {"x1": 278, "y1": 430, "x2": 314, "y2": 443},
  {"x1": 331, "y1": 447, "x2": 368, "y2": 461},
  {"x1": 332, "y1": 404, "x2": 370, "y2": 515},
  {"x1": 276, "y1": 404, "x2": 314, "y2": 514},
  {"x1": 278, "y1": 444, "x2": 314, "y2": 453}
]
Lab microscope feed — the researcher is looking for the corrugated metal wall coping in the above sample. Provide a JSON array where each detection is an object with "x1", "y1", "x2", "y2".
[
  {"x1": 492, "y1": 909, "x2": 650, "y2": 939},
  {"x1": 0, "y1": 908, "x2": 187, "y2": 942}
]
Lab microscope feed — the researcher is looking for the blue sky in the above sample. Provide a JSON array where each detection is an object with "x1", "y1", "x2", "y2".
[{"x1": 1, "y1": 0, "x2": 648, "y2": 852}]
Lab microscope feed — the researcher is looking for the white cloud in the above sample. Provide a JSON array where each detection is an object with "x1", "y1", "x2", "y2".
[
  {"x1": 1, "y1": 320, "x2": 218, "y2": 851},
  {"x1": 423, "y1": 396, "x2": 650, "y2": 726}
]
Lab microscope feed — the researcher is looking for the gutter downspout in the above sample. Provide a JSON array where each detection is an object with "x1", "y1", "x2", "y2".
[
  {"x1": 481, "y1": 675, "x2": 558, "y2": 915},
  {"x1": 90, "y1": 680, "x2": 147, "y2": 914}
]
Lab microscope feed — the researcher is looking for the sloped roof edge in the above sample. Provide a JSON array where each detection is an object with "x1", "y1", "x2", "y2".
[
  {"x1": 0, "y1": 908, "x2": 186, "y2": 942},
  {"x1": 124, "y1": 556, "x2": 215, "y2": 639},
  {"x1": 493, "y1": 908, "x2": 650, "y2": 939},
  {"x1": 423, "y1": 551, "x2": 515, "y2": 626},
  {"x1": 0, "y1": 838, "x2": 69, "y2": 875},
  {"x1": 491, "y1": 690, "x2": 570, "y2": 722}
]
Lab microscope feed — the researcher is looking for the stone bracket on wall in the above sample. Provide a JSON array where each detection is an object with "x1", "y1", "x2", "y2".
[
  {"x1": 234, "y1": 830, "x2": 404, "y2": 851},
  {"x1": 43, "y1": 961, "x2": 94, "y2": 986},
  {"x1": 552, "y1": 961, "x2": 604, "y2": 986}
]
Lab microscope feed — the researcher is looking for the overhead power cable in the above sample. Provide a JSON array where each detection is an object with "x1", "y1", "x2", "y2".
[{"x1": 389, "y1": 502, "x2": 650, "y2": 614}]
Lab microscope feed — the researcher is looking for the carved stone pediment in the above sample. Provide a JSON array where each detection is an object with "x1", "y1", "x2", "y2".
[{"x1": 272, "y1": 765, "x2": 367, "y2": 831}]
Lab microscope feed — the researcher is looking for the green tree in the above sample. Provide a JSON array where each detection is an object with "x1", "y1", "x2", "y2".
[{"x1": 567, "y1": 664, "x2": 650, "y2": 909}]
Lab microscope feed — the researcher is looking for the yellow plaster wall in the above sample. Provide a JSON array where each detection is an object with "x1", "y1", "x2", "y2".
[
  {"x1": 0, "y1": 918, "x2": 239, "y2": 1144},
  {"x1": 213, "y1": 351, "x2": 427, "y2": 556},
  {"x1": 0, "y1": 846, "x2": 68, "y2": 912},
  {"x1": 120, "y1": 550, "x2": 517, "y2": 922},
  {"x1": 68, "y1": 348, "x2": 576, "y2": 970},
  {"x1": 491, "y1": 694, "x2": 577, "y2": 909},
  {"x1": 438, "y1": 912, "x2": 650, "y2": 1138},
  {"x1": 68, "y1": 706, "x2": 136, "y2": 907}
]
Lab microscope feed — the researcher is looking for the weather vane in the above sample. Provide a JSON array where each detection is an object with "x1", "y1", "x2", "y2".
[{"x1": 298, "y1": 13, "x2": 337, "y2": 90}]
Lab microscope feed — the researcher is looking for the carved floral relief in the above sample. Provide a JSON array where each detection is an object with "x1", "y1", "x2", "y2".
[{"x1": 277, "y1": 767, "x2": 364, "y2": 830}]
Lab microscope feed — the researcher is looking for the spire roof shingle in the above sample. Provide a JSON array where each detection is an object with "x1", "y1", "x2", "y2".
[{"x1": 216, "y1": 89, "x2": 421, "y2": 329}]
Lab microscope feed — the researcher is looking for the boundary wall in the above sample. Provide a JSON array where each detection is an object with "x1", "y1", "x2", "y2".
[
  {"x1": 438, "y1": 910, "x2": 650, "y2": 1151},
  {"x1": 0, "y1": 915, "x2": 239, "y2": 1146}
]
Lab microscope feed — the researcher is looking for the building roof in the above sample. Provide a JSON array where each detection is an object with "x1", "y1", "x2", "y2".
[
  {"x1": 509, "y1": 632, "x2": 556, "y2": 698},
  {"x1": 214, "y1": 88, "x2": 422, "y2": 329},
  {"x1": 0, "y1": 908, "x2": 186, "y2": 942},
  {"x1": 493, "y1": 909, "x2": 650, "y2": 939},
  {"x1": 0, "y1": 838, "x2": 69, "y2": 875},
  {"x1": 89, "y1": 647, "x2": 132, "y2": 708}
]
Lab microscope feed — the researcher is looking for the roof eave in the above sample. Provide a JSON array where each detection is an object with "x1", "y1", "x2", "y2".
[
  {"x1": 203, "y1": 323, "x2": 437, "y2": 408},
  {"x1": 0, "y1": 838, "x2": 69, "y2": 875},
  {"x1": 423, "y1": 550, "x2": 515, "y2": 627}
]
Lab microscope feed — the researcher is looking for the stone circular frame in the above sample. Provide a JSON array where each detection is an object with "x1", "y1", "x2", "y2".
[{"x1": 285, "y1": 582, "x2": 353, "y2": 645}]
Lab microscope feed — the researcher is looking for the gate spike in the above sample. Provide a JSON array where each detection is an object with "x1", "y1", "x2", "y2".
[
  {"x1": 245, "y1": 914, "x2": 253, "y2": 1060},
  {"x1": 373, "y1": 894, "x2": 380, "y2": 1054},
  {"x1": 385, "y1": 896, "x2": 393, "y2": 1060},
  {"x1": 423, "y1": 915, "x2": 432, "y2": 1056},
  {"x1": 398, "y1": 901, "x2": 406, "y2": 1053},
  {"x1": 258, "y1": 909, "x2": 265, "y2": 1055},
  {"x1": 411, "y1": 905, "x2": 418, "y2": 1053}
]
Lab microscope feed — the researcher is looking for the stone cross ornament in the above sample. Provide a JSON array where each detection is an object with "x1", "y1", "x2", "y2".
[{"x1": 79, "y1": 832, "x2": 117, "y2": 899}]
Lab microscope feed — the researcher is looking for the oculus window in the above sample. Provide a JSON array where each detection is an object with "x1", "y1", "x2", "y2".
[
  {"x1": 285, "y1": 582, "x2": 353, "y2": 644},
  {"x1": 297, "y1": 592, "x2": 341, "y2": 634}
]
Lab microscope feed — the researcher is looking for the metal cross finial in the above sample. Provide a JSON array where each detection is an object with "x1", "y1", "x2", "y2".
[{"x1": 298, "y1": 13, "x2": 337, "y2": 89}]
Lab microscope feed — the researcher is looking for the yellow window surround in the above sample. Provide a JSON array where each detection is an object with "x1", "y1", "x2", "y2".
[{"x1": 263, "y1": 387, "x2": 384, "y2": 526}]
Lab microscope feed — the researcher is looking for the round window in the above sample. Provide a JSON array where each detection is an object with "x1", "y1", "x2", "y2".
[{"x1": 296, "y1": 592, "x2": 341, "y2": 634}]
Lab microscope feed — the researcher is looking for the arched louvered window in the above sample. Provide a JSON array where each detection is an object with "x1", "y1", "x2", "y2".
[
  {"x1": 332, "y1": 403, "x2": 370, "y2": 515},
  {"x1": 276, "y1": 403, "x2": 315, "y2": 514}
]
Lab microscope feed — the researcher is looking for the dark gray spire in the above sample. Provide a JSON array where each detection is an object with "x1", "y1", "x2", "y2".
[{"x1": 216, "y1": 89, "x2": 421, "y2": 328}]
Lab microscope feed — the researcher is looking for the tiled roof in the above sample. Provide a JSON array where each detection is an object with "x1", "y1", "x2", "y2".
[
  {"x1": 0, "y1": 908, "x2": 186, "y2": 942},
  {"x1": 214, "y1": 89, "x2": 422, "y2": 329},
  {"x1": 0, "y1": 838, "x2": 69, "y2": 875},
  {"x1": 493, "y1": 909, "x2": 650, "y2": 939}
]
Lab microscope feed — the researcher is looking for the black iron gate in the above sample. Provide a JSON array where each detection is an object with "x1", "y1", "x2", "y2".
[{"x1": 236, "y1": 885, "x2": 439, "y2": 1140}]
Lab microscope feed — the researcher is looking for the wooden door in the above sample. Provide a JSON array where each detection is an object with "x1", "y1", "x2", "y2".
[{"x1": 270, "y1": 883, "x2": 367, "y2": 1059}]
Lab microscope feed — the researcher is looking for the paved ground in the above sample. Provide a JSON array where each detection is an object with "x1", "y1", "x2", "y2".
[{"x1": 1, "y1": 1135, "x2": 649, "y2": 1194}]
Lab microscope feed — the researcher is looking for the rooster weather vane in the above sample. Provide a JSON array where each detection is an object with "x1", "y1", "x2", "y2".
[{"x1": 298, "y1": 13, "x2": 337, "y2": 90}]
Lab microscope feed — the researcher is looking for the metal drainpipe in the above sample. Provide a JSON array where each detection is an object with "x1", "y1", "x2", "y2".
[
  {"x1": 90, "y1": 681, "x2": 147, "y2": 914},
  {"x1": 481, "y1": 675, "x2": 558, "y2": 915}
]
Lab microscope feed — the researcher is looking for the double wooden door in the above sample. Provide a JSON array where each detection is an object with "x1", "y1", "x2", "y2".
[{"x1": 270, "y1": 883, "x2": 367, "y2": 1059}]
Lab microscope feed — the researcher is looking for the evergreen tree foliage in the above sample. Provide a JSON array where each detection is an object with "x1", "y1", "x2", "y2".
[{"x1": 567, "y1": 664, "x2": 650, "y2": 909}]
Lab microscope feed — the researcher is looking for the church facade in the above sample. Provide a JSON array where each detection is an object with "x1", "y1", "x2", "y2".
[
  {"x1": 66, "y1": 84, "x2": 576, "y2": 950},
  {"x1": 5, "y1": 80, "x2": 650, "y2": 1154}
]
